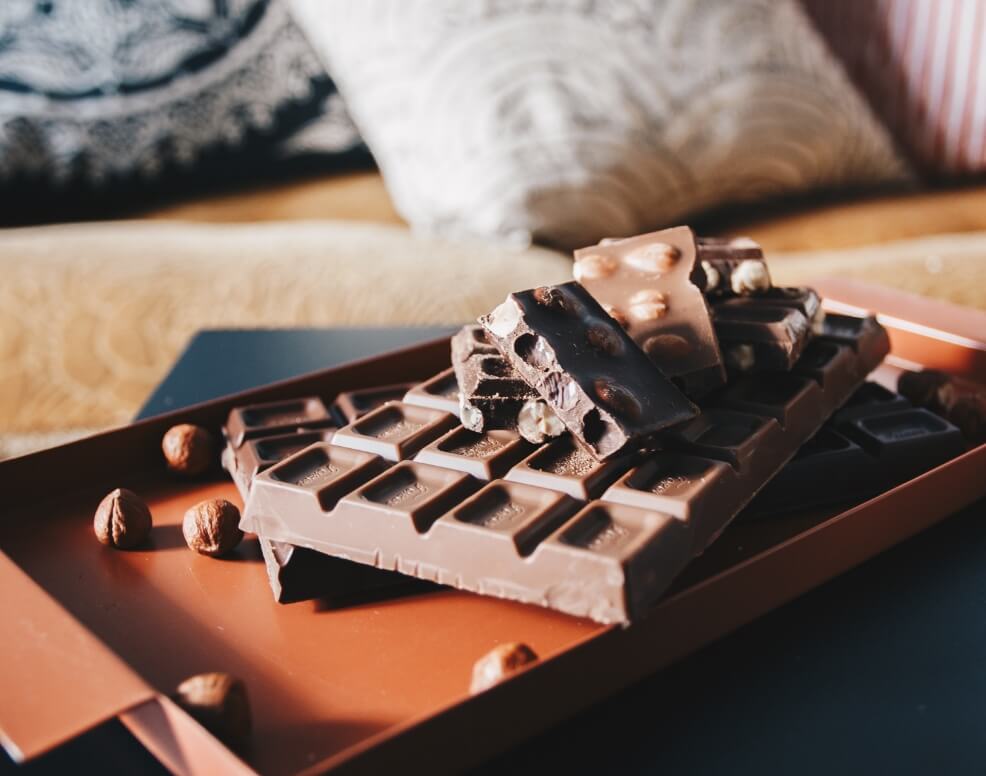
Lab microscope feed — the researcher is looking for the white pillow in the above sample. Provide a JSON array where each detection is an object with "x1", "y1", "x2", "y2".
[{"x1": 292, "y1": 0, "x2": 911, "y2": 249}]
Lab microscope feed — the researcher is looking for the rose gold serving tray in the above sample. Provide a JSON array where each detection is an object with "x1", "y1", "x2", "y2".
[{"x1": 1, "y1": 279, "x2": 984, "y2": 775}]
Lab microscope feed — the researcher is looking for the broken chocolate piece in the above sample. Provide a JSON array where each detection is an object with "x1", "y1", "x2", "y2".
[
  {"x1": 480, "y1": 282, "x2": 698, "y2": 460},
  {"x1": 574, "y1": 226, "x2": 726, "y2": 396},
  {"x1": 713, "y1": 293, "x2": 814, "y2": 372}
]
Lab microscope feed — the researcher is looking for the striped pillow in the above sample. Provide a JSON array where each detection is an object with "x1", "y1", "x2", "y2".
[{"x1": 804, "y1": 0, "x2": 986, "y2": 175}]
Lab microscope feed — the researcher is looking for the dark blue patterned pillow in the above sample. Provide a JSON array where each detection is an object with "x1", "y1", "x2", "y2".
[{"x1": 0, "y1": 0, "x2": 369, "y2": 221}]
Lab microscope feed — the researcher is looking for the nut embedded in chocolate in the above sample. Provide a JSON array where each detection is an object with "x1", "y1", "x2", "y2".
[
  {"x1": 897, "y1": 369, "x2": 950, "y2": 408},
  {"x1": 642, "y1": 333, "x2": 692, "y2": 360},
  {"x1": 173, "y1": 672, "x2": 251, "y2": 751},
  {"x1": 532, "y1": 285, "x2": 570, "y2": 312},
  {"x1": 627, "y1": 289, "x2": 668, "y2": 323},
  {"x1": 183, "y1": 498, "x2": 243, "y2": 557},
  {"x1": 730, "y1": 259, "x2": 771, "y2": 295},
  {"x1": 469, "y1": 642, "x2": 538, "y2": 694},
  {"x1": 594, "y1": 379, "x2": 642, "y2": 421},
  {"x1": 586, "y1": 323, "x2": 625, "y2": 357},
  {"x1": 517, "y1": 399, "x2": 565, "y2": 443},
  {"x1": 162, "y1": 423, "x2": 215, "y2": 475},
  {"x1": 572, "y1": 253, "x2": 618, "y2": 281},
  {"x1": 623, "y1": 242, "x2": 679, "y2": 274},
  {"x1": 93, "y1": 488, "x2": 152, "y2": 549}
]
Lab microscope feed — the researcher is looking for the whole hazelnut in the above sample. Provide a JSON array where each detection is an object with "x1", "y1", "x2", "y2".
[
  {"x1": 173, "y1": 672, "x2": 251, "y2": 751},
  {"x1": 93, "y1": 488, "x2": 152, "y2": 549},
  {"x1": 162, "y1": 423, "x2": 215, "y2": 476},
  {"x1": 183, "y1": 498, "x2": 243, "y2": 557},
  {"x1": 470, "y1": 642, "x2": 538, "y2": 694}
]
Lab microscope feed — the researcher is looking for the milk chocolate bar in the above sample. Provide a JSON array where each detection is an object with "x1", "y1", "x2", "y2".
[
  {"x1": 573, "y1": 226, "x2": 726, "y2": 397},
  {"x1": 333, "y1": 382, "x2": 414, "y2": 424},
  {"x1": 402, "y1": 367, "x2": 460, "y2": 414},
  {"x1": 243, "y1": 314, "x2": 889, "y2": 623},
  {"x1": 712, "y1": 291, "x2": 817, "y2": 372},
  {"x1": 480, "y1": 282, "x2": 698, "y2": 460},
  {"x1": 221, "y1": 398, "x2": 403, "y2": 604},
  {"x1": 747, "y1": 384, "x2": 966, "y2": 516}
]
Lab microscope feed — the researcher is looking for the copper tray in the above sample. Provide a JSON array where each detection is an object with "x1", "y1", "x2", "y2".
[{"x1": 1, "y1": 279, "x2": 984, "y2": 775}]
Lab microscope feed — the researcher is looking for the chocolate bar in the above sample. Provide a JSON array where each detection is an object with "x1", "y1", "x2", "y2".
[
  {"x1": 573, "y1": 226, "x2": 726, "y2": 397},
  {"x1": 243, "y1": 313, "x2": 889, "y2": 623},
  {"x1": 333, "y1": 382, "x2": 414, "y2": 424},
  {"x1": 221, "y1": 397, "x2": 404, "y2": 604},
  {"x1": 746, "y1": 383, "x2": 966, "y2": 516},
  {"x1": 480, "y1": 282, "x2": 698, "y2": 460},
  {"x1": 449, "y1": 325, "x2": 563, "y2": 443},
  {"x1": 712, "y1": 290, "x2": 819, "y2": 372},
  {"x1": 222, "y1": 397, "x2": 340, "y2": 499},
  {"x1": 696, "y1": 236, "x2": 771, "y2": 298}
]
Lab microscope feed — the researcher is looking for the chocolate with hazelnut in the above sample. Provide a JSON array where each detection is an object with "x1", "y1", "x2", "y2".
[
  {"x1": 93, "y1": 488, "x2": 152, "y2": 549},
  {"x1": 183, "y1": 498, "x2": 243, "y2": 557},
  {"x1": 162, "y1": 423, "x2": 215, "y2": 475}
]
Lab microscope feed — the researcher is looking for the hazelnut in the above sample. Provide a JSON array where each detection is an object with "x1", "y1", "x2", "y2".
[
  {"x1": 459, "y1": 397, "x2": 485, "y2": 432},
  {"x1": 173, "y1": 672, "x2": 251, "y2": 751},
  {"x1": 730, "y1": 260, "x2": 771, "y2": 295},
  {"x1": 700, "y1": 260, "x2": 721, "y2": 292},
  {"x1": 183, "y1": 498, "x2": 243, "y2": 557},
  {"x1": 517, "y1": 400, "x2": 565, "y2": 444},
  {"x1": 726, "y1": 344, "x2": 756, "y2": 371},
  {"x1": 642, "y1": 333, "x2": 692, "y2": 361},
  {"x1": 623, "y1": 242, "x2": 679, "y2": 274},
  {"x1": 469, "y1": 642, "x2": 538, "y2": 694},
  {"x1": 628, "y1": 289, "x2": 668, "y2": 322},
  {"x1": 532, "y1": 285, "x2": 569, "y2": 312},
  {"x1": 93, "y1": 488, "x2": 152, "y2": 549},
  {"x1": 162, "y1": 424, "x2": 215, "y2": 476},
  {"x1": 594, "y1": 379, "x2": 642, "y2": 420},
  {"x1": 573, "y1": 253, "x2": 618, "y2": 282},
  {"x1": 586, "y1": 323, "x2": 624, "y2": 357}
]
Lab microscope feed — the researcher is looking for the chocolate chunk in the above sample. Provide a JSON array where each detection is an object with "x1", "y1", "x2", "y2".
[
  {"x1": 480, "y1": 282, "x2": 698, "y2": 460},
  {"x1": 574, "y1": 227, "x2": 725, "y2": 397},
  {"x1": 713, "y1": 293, "x2": 815, "y2": 372}
]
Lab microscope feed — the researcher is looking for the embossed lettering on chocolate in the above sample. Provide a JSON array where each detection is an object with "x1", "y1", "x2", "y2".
[{"x1": 479, "y1": 282, "x2": 698, "y2": 460}]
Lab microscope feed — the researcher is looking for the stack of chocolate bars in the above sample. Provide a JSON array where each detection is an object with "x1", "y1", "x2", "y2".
[{"x1": 221, "y1": 226, "x2": 964, "y2": 625}]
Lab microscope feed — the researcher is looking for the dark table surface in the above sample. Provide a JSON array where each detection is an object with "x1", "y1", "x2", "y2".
[{"x1": 7, "y1": 328, "x2": 985, "y2": 775}]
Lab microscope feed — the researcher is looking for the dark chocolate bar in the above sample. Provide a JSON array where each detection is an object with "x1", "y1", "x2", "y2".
[
  {"x1": 746, "y1": 383, "x2": 966, "y2": 516},
  {"x1": 712, "y1": 291, "x2": 817, "y2": 372},
  {"x1": 333, "y1": 382, "x2": 414, "y2": 424},
  {"x1": 573, "y1": 226, "x2": 726, "y2": 397},
  {"x1": 243, "y1": 313, "x2": 889, "y2": 623},
  {"x1": 480, "y1": 282, "x2": 698, "y2": 460},
  {"x1": 697, "y1": 237, "x2": 771, "y2": 298}
]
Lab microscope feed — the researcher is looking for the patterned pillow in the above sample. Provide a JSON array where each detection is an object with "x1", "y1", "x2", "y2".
[
  {"x1": 0, "y1": 0, "x2": 366, "y2": 216},
  {"x1": 293, "y1": 0, "x2": 912, "y2": 249}
]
